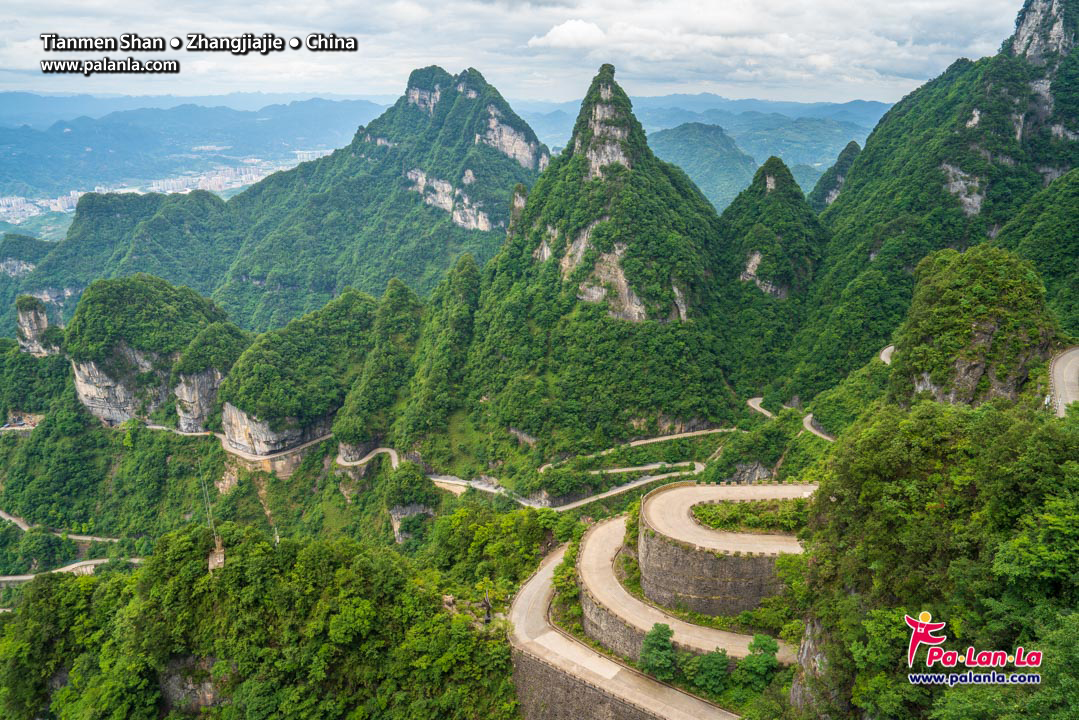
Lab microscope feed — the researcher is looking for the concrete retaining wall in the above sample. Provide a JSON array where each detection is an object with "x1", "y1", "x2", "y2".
[{"x1": 511, "y1": 646, "x2": 661, "y2": 720}]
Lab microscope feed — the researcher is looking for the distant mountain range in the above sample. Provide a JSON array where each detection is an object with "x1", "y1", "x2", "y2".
[{"x1": 0, "y1": 99, "x2": 388, "y2": 197}]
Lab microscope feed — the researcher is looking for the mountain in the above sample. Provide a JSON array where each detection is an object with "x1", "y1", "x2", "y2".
[
  {"x1": 0, "y1": 99, "x2": 387, "y2": 197},
  {"x1": 807, "y1": 141, "x2": 861, "y2": 212},
  {"x1": 0, "y1": 91, "x2": 383, "y2": 129},
  {"x1": 213, "y1": 66, "x2": 548, "y2": 329},
  {"x1": 888, "y1": 244, "x2": 1058, "y2": 405},
  {"x1": 5, "y1": 66, "x2": 547, "y2": 333},
  {"x1": 463, "y1": 65, "x2": 739, "y2": 467},
  {"x1": 715, "y1": 158, "x2": 830, "y2": 391},
  {"x1": 995, "y1": 166, "x2": 1079, "y2": 333},
  {"x1": 648, "y1": 123, "x2": 758, "y2": 210},
  {"x1": 781, "y1": 0, "x2": 1079, "y2": 400}
]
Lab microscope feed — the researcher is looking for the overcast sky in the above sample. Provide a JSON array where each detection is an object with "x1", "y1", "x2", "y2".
[{"x1": 2, "y1": 0, "x2": 1023, "y2": 103}]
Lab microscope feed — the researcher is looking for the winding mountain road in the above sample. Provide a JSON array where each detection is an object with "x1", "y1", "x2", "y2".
[
  {"x1": 579, "y1": 515, "x2": 797, "y2": 663},
  {"x1": 0, "y1": 557, "x2": 142, "y2": 586},
  {"x1": 1051, "y1": 347, "x2": 1079, "y2": 418},
  {"x1": 0, "y1": 509, "x2": 119, "y2": 544},
  {"x1": 509, "y1": 546, "x2": 738, "y2": 720},
  {"x1": 641, "y1": 483, "x2": 815, "y2": 556}
]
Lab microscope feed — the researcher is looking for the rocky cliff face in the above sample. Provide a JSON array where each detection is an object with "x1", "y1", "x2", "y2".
[
  {"x1": 1012, "y1": 0, "x2": 1076, "y2": 64},
  {"x1": 406, "y1": 168, "x2": 494, "y2": 231},
  {"x1": 174, "y1": 369, "x2": 224, "y2": 433},
  {"x1": 479, "y1": 104, "x2": 550, "y2": 171},
  {"x1": 159, "y1": 657, "x2": 222, "y2": 714},
  {"x1": 221, "y1": 402, "x2": 332, "y2": 456},
  {"x1": 72, "y1": 346, "x2": 170, "y2": 425},
  {"x1": 15, "y1": 303, "x2": 57, "y2": 356}
]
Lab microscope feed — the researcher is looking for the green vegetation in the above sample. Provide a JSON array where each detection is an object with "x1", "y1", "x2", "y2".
[
  {"x1": 333, "y1": 279, "x2": 423, "y2": 446},
  {"x1": 716, "y1": 158, "x2": 830, "y2": 391},
  {"x1": 172, "y1": 321, "x2": 251, "y2": 378},
  {"x1": 395, "y1": 254, "x2": 481, "y2": 446},
  {"x1": 807, "y1": 141, "x2": 860, "y2": 213},
  {"x1": 702, "y1": 410, "x2": 828, "y2": 484},
  {"x1": 995, "y1": 167, "x2": 1079, "y2": 334},
  {"x1": 219, "y1": 289, "x2": 377, "y2": 427},
  {"x1": 888, "y1": 245, "x2": 1058, "y2": 405},
  {"x1": 649, "y1": 123, "x2": 758, "y2": 211},
  {"x1": 0, "y1": 524, "x2": 519, "y2": 720},
  {"x1": 64, "y1": 274, "x2": 228, "y2": 370},
  {"x1": 807, "y1": 356, "x2": 891, "y2": 436},
  {"x1": 692, "y1": 498, "x2": 809, "y2": 533},
  {"x1": 801, "y1": 400, "x2": 1079, "y2": 718},
  {"x1": 2, "y1": 68, "x2": 544, "y2": 334},
  {"x1": 640, "y1": 622, "x2": 678, "y2": 681},
  {"x1": 0, "y1": 523, "x2": 77, "y2": 575},
  {"x1": 465, "y1": 65, "x2": 740, "y2": 470},
  {"x1": 782, "y1": 26, "x2": 1079, "y2": 401},
  {"x1": 0, "y1": 339, "x2": 67, "y2": 420}
]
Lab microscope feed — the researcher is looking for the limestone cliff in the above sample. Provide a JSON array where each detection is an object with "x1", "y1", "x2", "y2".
[
  {"x1": 221, "y1": 402, "x2": 332, "y2": 456},
  {"x1": 174, "y1": 369, "x2": 224, "y2": 433},
  {"x1": 72, "y1": 346, "x2": 171, "y2": 426},
  {"x1": 15, "y1": 296, "x2": 59, "y2": 356}
]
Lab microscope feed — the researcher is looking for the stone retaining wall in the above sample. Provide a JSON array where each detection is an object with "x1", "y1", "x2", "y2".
[
  {"x1": 637, "y1": 485, "x2": 784, "y2": 616},
  {"x1": 511, "y1": 646, "x2": 661, "y2": 720}
]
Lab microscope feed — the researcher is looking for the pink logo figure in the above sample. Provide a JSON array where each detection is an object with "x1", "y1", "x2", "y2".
[{"x1": 905, "y1": 611, "x2": 947, "y2": 667}]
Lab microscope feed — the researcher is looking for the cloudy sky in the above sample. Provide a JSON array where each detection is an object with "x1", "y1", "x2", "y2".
[{"x1": 3, "y1": 0, "x2": 1023, "y2": 102}]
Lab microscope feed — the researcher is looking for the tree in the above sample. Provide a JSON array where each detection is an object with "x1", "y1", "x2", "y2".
[
  {"x1": 695, "y1": 649, "x2": 731, "y2": 696},
  {"x1": 640, "y1": 623, "x2": 677, "y2": 682},
  {"x1": 732, "y1": 634, "x2": 779, "y2": 693}
]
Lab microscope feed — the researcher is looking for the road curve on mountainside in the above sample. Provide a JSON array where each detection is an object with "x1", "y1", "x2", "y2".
[
  {"x1": 539, "y1": 428, "x2": 738, "y2": 473},
  {"x1": 641, "y1": 483, "x2": 816, "y2": 557},
  {"x1": 336, "y1": 447, "x2": 400, "y2": 469},
  {"x1": 0, "y1": 509, "x2": 120, "y2": 543},
  {"x1": 578, "y1": 516, "x2": 797, "y2": 664},
  {"x1": 0, "y1": 557, "x2": 142, "y2": 586},
  {"x1": 1051, "y1": 347, "x2": 1079, "y2": 418},
  {"x1": 802, "y1": 414, "x2": 835, "y2": 442},
  {"x1": 509, "y1": 546, "x2": 739, "y2": 720},
  {"x1": 746, "y1": 397, "x2": 773, "y2": 419}
]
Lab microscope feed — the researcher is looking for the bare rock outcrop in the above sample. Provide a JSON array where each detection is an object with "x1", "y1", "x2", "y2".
[
  {"x1": 160, "y1": 657, "x2": 223, "y2": 714},
  {"x1": 1012, "y1": 0, "x2": 1074, "y2": 65},
  {"x1": 406, "y1": 168, "x2": 493, "y2": 231},
  {"x1": 941, "y1": 163, "x2": 984, "y2": 216},
  {"x1": 221, "y1": 402, "x2": 332, "y2": 456},
  {"x1": 174, "y1": 369, "x2": 224, "y2": 433},
  {"x1": 577, "y1": 242, "x2": 648, "y2": 322},
  {"x1": 15, "y1": 302, "x2": 58, "y2": 357},
  {"x1": 478, "y1": 105, "x2": 549, "y2": 171},
  {"x1": 740, "y1": 250, "x2": 789, "y2": 299},
  {"x1": 72, "y1": 346, "x2": 170, "y2": 425}
]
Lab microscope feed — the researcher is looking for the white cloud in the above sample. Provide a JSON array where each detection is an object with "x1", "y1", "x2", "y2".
[
  {"x1": 528, "y1": 19, "x2": 606, "y2": 49},
  {"x1": 0, "y1": 0, "x2": 1026, "y2": 103}
]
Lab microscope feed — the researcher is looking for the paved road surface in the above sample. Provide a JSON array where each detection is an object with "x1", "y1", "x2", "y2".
[
  {"x1": 746, "y1": 397, "x2": 773, "y2": 419},
  {"x1": 509, "y1": 546, "x2": 739, "y2": 720},
  {"x1": 1052, "y1": 347, "x2": 1079, "y2": 418},
  {"x1": 0, "y1": 557, "x2": 142, "y2": 585},
  {"x1": 0, "y1": 509, "x2": 119, "y2": 543},
  {"x1": 578, "y1": 517, "x2": 796, "y2": 664},
  {"x1": 539, "y1": 428, "x2": 737, "y2": 473},
  {"x1": 641, "y1": 483, "x2": 815, "y2": 556},
  {"x1": 802, "y1": 414, "x2": 835, "y2": 442},
  {"x1": 336, "y1": 447, "x2": 400, "y2": 469}
]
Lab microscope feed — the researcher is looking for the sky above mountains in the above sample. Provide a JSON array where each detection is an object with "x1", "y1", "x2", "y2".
[{"x1": 3, "y1": 0, "x2": 1020, "y2": 102}]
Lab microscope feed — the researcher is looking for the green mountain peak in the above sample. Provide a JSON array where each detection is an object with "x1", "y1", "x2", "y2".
[{"x1": 566, "y1": 64, "x2": 649, "y2": 179}]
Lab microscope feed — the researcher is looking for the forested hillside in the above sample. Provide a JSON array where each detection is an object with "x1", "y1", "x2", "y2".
[
  {"x1": 779, "y1": 0, "x2": 1079, "y2": 400},
  {"x1": 4, "y1": 66, "x2": 547, "y2": 333},
  {"x1": 649, "y1": 123, "x2": 758, "y2": 210}
]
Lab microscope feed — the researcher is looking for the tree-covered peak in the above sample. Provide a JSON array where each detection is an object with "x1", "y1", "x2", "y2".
[
  {"x1": 747, "y1": 157, "x2": 803, "y2": 200},
  {"x1": 404, "y1": 65, "x2": 455, "y2": 94},
  {"x1": 889, "y1": 245, "x2": 1058, "y2": 406},
  {"x1": 565, "y1": 64, "x2": 650, "y2": 178},
  {"x1": 807, "y1": 141, "x2": 860, "y2": 212}
]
